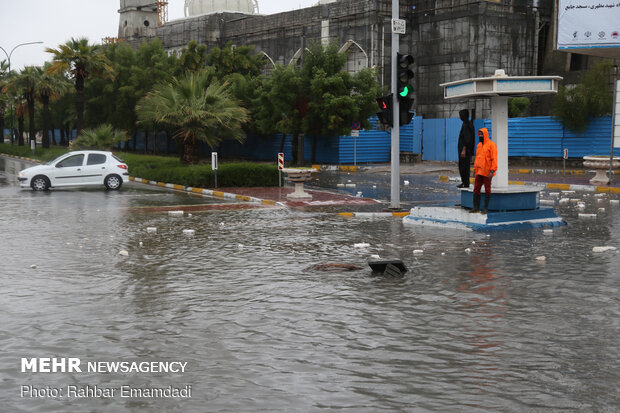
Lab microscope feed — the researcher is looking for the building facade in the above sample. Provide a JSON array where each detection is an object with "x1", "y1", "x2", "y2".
[{"x1": 119, "y1": 0, "x2": 569, "y2": 119}]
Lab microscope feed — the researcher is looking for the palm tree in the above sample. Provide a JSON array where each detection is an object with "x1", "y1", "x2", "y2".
[
  {"x1": 38, "y1": 63, "x2": 71, "y2": 147},
  {"x1": 71, "y1": 124, "x2": 127, "y2": 150},
  {"x1": 136, "y1": 70, "x2": 249, "y2": 164},
  {"x1": 0, "y1": 60, "x2": 9, "y2": 142},
  {"x1": 8, "y1": 66, "x2": 39, "y2": 147},
  {"x1": 46, "y1": 38, "x2": 114, "y2": 135}
]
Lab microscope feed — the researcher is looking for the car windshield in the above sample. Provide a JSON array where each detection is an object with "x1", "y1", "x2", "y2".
[{"x1": 46, "y1": 154, "x2": 70, "y2": 165}]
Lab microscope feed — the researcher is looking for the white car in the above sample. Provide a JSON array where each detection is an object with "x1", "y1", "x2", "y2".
[{"x1": 18, "y1": 150, "x2": 129, "y2": 191}]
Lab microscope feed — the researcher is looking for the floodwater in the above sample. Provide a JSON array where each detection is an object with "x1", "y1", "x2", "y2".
[{"x1": 1, "y1": 156, "x2": 619, "y2": 412}]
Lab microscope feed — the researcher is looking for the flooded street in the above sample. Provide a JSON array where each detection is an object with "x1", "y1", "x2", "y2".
[{"x1": 1, "y1": 156, "x2": 619, "y2": 412}]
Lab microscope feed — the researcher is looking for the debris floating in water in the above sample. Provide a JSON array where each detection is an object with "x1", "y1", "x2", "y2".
[
  {"x1": 536, "y1": 256, "x2": 546, "y2": 261},
  {"x1": 413, "y1": 249, "x2": 423, "y2": 255},
  {"x1": 182, "y1": 229, "x2": 195, "y2": 236},
  {"x1": 118, "y1": 250, "x2": 129, "y2": 257},
  {"x1": 578, "y1": 213, "x2": 596, "y2": 219},
  {"x1": 30, "y1": 264, "x2": 37, "y2": 269},
  {"x1": 337, "y1": 183, "x2": 345, "y2": 188},
  {"x1": 354, "y1": 243, "x2": 370, "y2": 248},
  {"x1": 345, "y1": 183, "x2": 356, "y2": 188},
  {"x1": 146, "y1": 227, "x2": 157, "y2": 233},
  {"x1": 540, "y1": 199, "x2": 555, "y2": 205},
  {"x1": 576, "y1": 203, "x2": 586, "y2": 210},
  {"x1": 139, "y1": 242, "x2": 143, "y2": 247},
  {"x1": 543, "y1": 229, "x2": 553, "y2": 234},
  {"x1": 404, "y1": 180, "x2": 410, "y2": 186},
  {"x1": 592, "y1": 246, "x2": 617, "y2": 253},
  {"x1": 369, "y1": 254, "x2": 381, "y2": 260},
  {"x1": 559, "y1": 198, "x2": 569, "y2": 205},
  {"x1": 356, "y1": 191, "x2": 363, "y2": 197},
  {"x1": 465, "y1": 248, "x2": 471, "y2": 254},
  {"x1": 168, "y1": 210, "x2": 184, "y2": 217},
  {"x1": 610, "y1": 200, "x2": 619, "y2": 206},
  {"x1": 598, "y1": 208, "x2": 606, "y2": 212}
]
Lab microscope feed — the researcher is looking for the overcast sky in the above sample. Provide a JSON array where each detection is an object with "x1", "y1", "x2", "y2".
[{"x1": 0, "y1": 0, "x2": 318, "y2": 71}]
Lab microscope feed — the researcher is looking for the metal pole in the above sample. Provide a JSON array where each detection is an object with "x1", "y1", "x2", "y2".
[
  {"x1": 390, "y1": 0, "x2": 400, "y2": 209},
  {"x1": 609, "y1": 74, "x2": 618, "y2": 185},
  {"x1": 0, "y1": 41, "x2": 44, "y2": 145}
]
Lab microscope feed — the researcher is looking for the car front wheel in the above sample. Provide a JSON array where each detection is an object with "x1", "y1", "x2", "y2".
[
  {"x1": 104, "y1": 174, "x2": 122, "y2": 190},
  {"x1": 31, "y1": 176, "x2": 50, "y2": 191}
]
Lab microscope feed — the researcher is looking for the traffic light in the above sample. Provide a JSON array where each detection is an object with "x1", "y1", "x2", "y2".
[
  {"x1": 376, "y1": 94, "x2": 393, "y2": 127},
  {"x1": 396, "y1": 52, "x2": 415, "y2": 125}
]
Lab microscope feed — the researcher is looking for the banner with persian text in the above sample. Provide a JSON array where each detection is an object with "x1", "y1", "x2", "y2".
[{"x1": 557, "y1": 0, "x2": 620, "y2": 51}]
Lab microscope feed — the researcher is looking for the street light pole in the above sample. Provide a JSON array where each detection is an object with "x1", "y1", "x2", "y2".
[{"x1": 0, "y1": 41, "x2": 44, "y2": 144}]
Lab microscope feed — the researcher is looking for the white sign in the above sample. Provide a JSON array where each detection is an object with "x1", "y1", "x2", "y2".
[
  {"x1": 211, "y1": 152, "x2": 218, "y2": 170},
  {"x1": 391, "y1": 19, "x2": 406, "y2": 34},
  {"x1": 351, "y1": 130, "x2": 359, "y2": 137},
  {"x1": 557, "y1": 0, "x2": 620, "y2": 50}
]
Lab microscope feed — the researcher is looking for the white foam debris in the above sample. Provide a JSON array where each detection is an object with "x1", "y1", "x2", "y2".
[
  {"x1": 238, "y1": 243, "x2": 244, "y2": 249},
  {"x1": 536, "y1": 256, "x2": 546, "y2": 261},
  {"x1": 146, "y1": 227, "x2": 157, "y2": 233},
  {"x1": 598, "y1": 208, "x2": 606, "y2": 212},
  {"x1": 168, "y1": 210, "x2": 184, "y2": 216},
  {"x1": 592, "y1": 246, "x2": 617, "y2": 253},
  {"x1": 570, "y1": 198, "x2": 581, "y2": 203},
  {"x1": 610, "y1": 200, "x2": 620, "y2": 206},
  {"x1": 562, "y1": 190, "x2": 576, "y2": 194},
  {"x1": 549, "y1": 192, "x2": 560, "y2": 197},
  {"x1": 576, "y1": 203, "x2": 586, "y2": 209},
  {"x1": 578, "y1": 213, "x2": 596, "y2": 218},
  {"x1": 594, "y1": 193, "x2": 606, "y2": 198},
  {"x1": 337, "y1": 183, "x2": 345, "y2": 188},
  {"x1": 188, "y1": 213, "x2": 193, "y2": 217},
  {"x1": 540, "y1": 199, "x2": 555, "y2": 205},
  {"x1": 139, "y1": 242, "x2": 143, "y2": 247},
  {"x1": 347, "y1": 179, "x2": 352, "y2": 183},
  {"x1": 356, "y1": 191, "x2": 363, "y2": 198},
  {"x1": 465, "y1": 248, "x2": 471, "y2": 254},
  {"x1": 345, "y1": 183, "x2": 356, "y2": 188},
  {"x1": 472, "y1": 241, "x2": 476, "y2": 244},
  {"x1": 118, "y1": 250, "x2": 129, "y2": 257},
  {"x1": 354, "y1": 243, "x2": 370, "y2": 248},
  {"x1": 369, "y1": 254, "x2": 381, "y2": 260},
  {"x1": 596, "y1": 198, "x2": 605, "y2": 203},
  {"x1": 372, "y1": 185, "x2": 377, "y2": 189},
  {"x1": 404, "y1": 180, "x2": 410, "y2": 186},
  {"x1": 413, "y1": 249, "x2": 424, "y2": 255},
  {"x1": 182, "y1": 229, "x2": 195, "y2": 236},
  {"x1": 30, "y1": 264, "x2": 37, "y2": 269},
  {"x1": 543, "y1": 229, "x2": 553, "y2": 234},
  {"x1": 559, "y1": 198, "x2": 570, "y2": 205},
  {"x1": 441, "y1": 252, "x2": 446, "y2": 256}
]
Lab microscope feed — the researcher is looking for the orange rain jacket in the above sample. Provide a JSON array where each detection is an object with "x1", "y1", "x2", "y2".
[{"x1": 473, "y1": 127, "x2": 498, "y2": 178}]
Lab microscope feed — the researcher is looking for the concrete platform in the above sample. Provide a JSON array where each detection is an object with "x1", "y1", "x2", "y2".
[
  {"x1": 403, "y1": 206, "x2": 566, "y2": 231},
  {"x1": 460, "y1": 185, "x2": 541, "y2": 211}
]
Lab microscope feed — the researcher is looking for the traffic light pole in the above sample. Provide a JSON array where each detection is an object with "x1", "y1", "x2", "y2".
[{"x1": 390, "y1": 0, "x2": 400, "y2": 210}]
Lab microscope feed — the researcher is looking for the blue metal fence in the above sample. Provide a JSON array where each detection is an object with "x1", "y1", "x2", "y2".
[{"x1": 4, "y1": 116, "x2": 617, "y2": 163}]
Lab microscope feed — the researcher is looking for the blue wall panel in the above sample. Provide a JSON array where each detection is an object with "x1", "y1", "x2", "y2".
[{"x1": 422, "y1": 119, "x2": 447, "y2": 161}]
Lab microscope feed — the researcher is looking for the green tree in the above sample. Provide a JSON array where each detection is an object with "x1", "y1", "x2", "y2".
[
  {"x1": 72, "y1": 124, "x2": 127, "y2": 150},
  {"x1": 508, "y1": 97, "x2": 530, "y2": 117},
  {"x1": 136, "y1": 70, "x2": 249, "y2": 164},
  {"x1": 252, "y1": 42, "x2": 382, "y2": 164},
  {"x1": 46, "y1": 37, "x2": 114, "y2": 135},
  {"x1": 8, "y1": 66, "x2": 40, "y2": 147},
  {"x1": 179, "y1": 40, "x2": 209, "y2": 73},
  {"x1": 38, "y1": 63, "x2": 71, "y2": 147},
  {"x1": 0, "y1": 60, "x2": 9, "y2": 141},
  {"x1": 552, "y1": 61, "x2": 614, "y2": 132}
]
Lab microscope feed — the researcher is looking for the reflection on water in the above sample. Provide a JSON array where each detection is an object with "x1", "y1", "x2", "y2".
[{"x1": 1, "y1": 157, "x2": 619, "y2": 412}]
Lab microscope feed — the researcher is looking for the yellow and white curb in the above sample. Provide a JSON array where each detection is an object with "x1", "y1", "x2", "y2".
[
  {"x1": 129, "y1": 176, "x2": 285, "y2": 207},
  {"x1": 439, "y1": 175, "x2": 620, "y2": 194},
  {"x1": 338, "y1": 211, "x2": 410, "y2": 218}
]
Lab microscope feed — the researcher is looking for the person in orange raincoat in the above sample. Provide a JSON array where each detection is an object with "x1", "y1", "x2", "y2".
[{"x1": 470, "y1": 127, "x2": 497, "y2": 214}]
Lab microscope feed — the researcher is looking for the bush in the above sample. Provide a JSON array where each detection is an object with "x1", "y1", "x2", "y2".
[
  {"x1": 0, "y1": 143, "x2": 68, "y2": 162},
  {"x1": 72, "y1": 124, "x2": 127, "y2": 150},
  {"x1": 120, "y1": 154, "x2": 279, "y2": 187}
]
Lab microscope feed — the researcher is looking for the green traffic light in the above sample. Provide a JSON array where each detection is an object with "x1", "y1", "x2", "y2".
[{"x1": 399, "y1": 85, "x2": 411, "y2": 97}]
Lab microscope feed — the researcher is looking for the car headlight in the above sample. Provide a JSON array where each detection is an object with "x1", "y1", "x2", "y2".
[{"x1": 18, "y1": 172, "x2": 23, "y2": 178}]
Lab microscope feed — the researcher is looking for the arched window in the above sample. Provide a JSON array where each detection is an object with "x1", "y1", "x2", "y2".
[{"x1": 339, "y1": 40, "x2": 368, "y2": 74}]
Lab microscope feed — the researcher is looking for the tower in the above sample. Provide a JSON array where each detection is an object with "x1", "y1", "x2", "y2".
[{"x1": 118, "y1": 0, "x2": 159, "y2": 41}]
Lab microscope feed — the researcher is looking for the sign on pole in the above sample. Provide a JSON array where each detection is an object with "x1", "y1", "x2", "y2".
[
  {"x1": 391, "y1": 19, "x2": 406, "y2": 34},
  {"x1": 211, "y1": 152, "x2": 218, "y2": 188},
  {"x1": 563, "y1": 148, "x2": 568, "y2": 159},
  {"x1": 278, "y1": 152, "x2": 284, "y2": 170}
]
